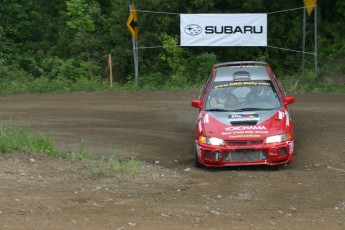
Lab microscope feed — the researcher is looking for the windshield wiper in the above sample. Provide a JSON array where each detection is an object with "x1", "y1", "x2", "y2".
[
  {"x1": 229, "y1": 108, "x2": 275, "y2": 112},
  {"x1": 206, "y1": 108, "x2": 231, "y2": 112}
]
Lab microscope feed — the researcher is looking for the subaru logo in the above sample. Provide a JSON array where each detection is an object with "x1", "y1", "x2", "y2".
[{"x1": 184, "y1": 24, "x2": 202, "y2": 36}]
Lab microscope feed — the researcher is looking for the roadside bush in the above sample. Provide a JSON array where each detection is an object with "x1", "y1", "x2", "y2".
[
  {"x1": 0, "y1": 60, "x2": 30, "y2": 83},
  {"x1": 280, "y1": 68, "x2": 345, "y2": 93},
  {"x1": 0, "y1": 75, "x2": 109, "y2": 95},
  {"x1": 139, "y1": 72, "x2": 167, "y2": 89},
  {"x1": 185, "y1": 52, "x2": 217, "y2": 84},
  {"x1": 160, "y1": 33, "x2": 217, "y2": 85}
]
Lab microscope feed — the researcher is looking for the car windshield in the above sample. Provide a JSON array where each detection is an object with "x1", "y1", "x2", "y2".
[{"x1": 205, "y1": 81, "x2": 282, "y2": 111}]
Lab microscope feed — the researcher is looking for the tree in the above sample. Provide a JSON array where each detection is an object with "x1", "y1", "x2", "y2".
[{"x1": 0, "y1": 0, "x2": 343, "y2": 84}]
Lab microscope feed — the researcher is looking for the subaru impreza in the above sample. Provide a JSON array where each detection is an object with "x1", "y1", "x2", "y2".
[{"x1": 191, "y1": 61, "x2": 295, "y2": 167}]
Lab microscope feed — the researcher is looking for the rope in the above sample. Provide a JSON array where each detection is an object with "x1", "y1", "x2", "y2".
[
  {"x1": 133, "y1": 6, "x2": 313, "y2": 15},
  {"x1": 132, "y1": 6, "x2": 316, "y2": 54},
  {"x1": 267, "y1": 46, "x2": 315, "y2": 55}
]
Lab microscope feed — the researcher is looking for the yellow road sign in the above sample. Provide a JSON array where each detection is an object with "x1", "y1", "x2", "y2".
[
  {"x1": 126, "y1": 3, "x2": 138, "y2": 41},
  {"x1": 303, "y1": 0, "x2": 317, "y2": 16}
]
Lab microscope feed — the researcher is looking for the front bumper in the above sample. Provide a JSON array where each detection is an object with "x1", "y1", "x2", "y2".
[{"x1": 195, "y1": 139, "x2": 294, "y2": 167}]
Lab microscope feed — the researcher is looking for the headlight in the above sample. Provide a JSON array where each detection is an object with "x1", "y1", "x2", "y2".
[
  {"x1": 198, "y1": 136, "x2": 225, "y2": 146},
  {"x1": 265, "y1": 133, "x2": 292, "y2": 144}
]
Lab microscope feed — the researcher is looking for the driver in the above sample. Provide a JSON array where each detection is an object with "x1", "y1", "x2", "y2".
[
  {"x1": 246, "y1": 85, "x2": 275, "y2": 104},
  {"x1": 209, "y1": 87, "x2": 238, "y2": 108},
  {"x1": 245, "y1": 86, "x2": 266, "y2": 103}
]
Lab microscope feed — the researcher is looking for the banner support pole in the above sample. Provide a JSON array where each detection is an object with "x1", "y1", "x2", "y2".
[
  {"x1": 302, "y1": 8, "x2": 306, "y2": 78},
  {"x1": 314, "y1": 3, "x2": 318, "y2": 75}
]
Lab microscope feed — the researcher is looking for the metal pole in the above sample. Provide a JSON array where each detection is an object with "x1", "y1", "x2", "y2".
[
  {"x1": 135, "y1": 40, "x2": 139, "y2": 86},
  {"x1": 314, "y1": 3, "x2": 318, "y2": 75},
  {"x1": 302, "y1": 7, "x2": 306, "y2": 77}
]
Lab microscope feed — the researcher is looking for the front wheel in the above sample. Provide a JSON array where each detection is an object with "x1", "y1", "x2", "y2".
[{"x1": 194, "y1": 147, "x2": 203, "y2": 168}]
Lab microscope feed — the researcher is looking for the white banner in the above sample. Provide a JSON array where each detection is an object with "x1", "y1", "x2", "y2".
[{"x1": 180, "y1": 14, "x2": 267, "y2": 47}]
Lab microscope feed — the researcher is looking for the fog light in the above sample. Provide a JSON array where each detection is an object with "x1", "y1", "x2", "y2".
[
  {"x1": 267, "y1": 148, "x2": 280, "y2": 159},
  {"x1": 213, "y1": 151, "x2": 223, "y2": 161},
  {"x1": 204, "y1": 150, "x2": 212, "y2": 159},
  {"x1": 279, "y1": 147, "x2": 287, "y2": 156}
]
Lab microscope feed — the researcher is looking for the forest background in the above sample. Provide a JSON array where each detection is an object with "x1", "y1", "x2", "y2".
[{"x1": 0, "y1": 0, "x2": 344, "y2": 94}]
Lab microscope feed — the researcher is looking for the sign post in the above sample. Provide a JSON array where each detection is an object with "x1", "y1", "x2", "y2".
[
  {"x1": 303, "y1": 0, "x2": 318, "y2": 75},
  {"x1": 126, "y1": 3, "x2": 139, "y2": 86}
]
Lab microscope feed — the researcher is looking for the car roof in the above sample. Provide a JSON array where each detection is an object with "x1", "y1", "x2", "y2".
[{"x1": 213, "y1": 61, "x2": 271, "y2": 82}]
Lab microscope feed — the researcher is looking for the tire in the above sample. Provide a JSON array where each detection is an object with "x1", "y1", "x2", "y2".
[{"x1": 194, "y1": 147, "x2": 203, "y2": 168}]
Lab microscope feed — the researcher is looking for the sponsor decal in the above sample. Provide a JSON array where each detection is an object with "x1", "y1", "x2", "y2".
[
  {"x1": 278, "y1": 111, "x2": 284, "y2": 120},
  {"x1": 222, "y1": 131, "x2": 268, "y2": 136},
  {"x1": 225, "y1": 126, "x2": 266, "y2": 131},
  {"x1": 287, "y1": 141, "x2": 294, "y2": 153},
  {"x1": 229, "y1": 134, "x2": 261, "y2": 138},
  {"x1": 215, "y1": 81, "x2": 270, "y2": 88},
  {"x1": 204, "y1": 114, "x2": 209, "y2": 123},
  {"x1": 180, "y1": 14, "x2": 267, "y2": 47},
  {"x1": 198, "y1": 120, "x2": 203, "y2": 132},
  {"x1": 222, "y1": 125, "x2": 268, "y2": 136},
  {"x1": 204, "y1": 25, "x2": 263, "y2": 34},
  {"x1": 184, "y1": 24, "x2": 202, "y2": 36},
  {"x1": 228, "y1": 113, "x2": 259, "y2": 122},
  {"x1": 285, "y1": 110, "x2": 290, "y2": 126}
]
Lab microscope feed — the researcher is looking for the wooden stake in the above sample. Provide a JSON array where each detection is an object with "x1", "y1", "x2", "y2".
[{"x1": 108, "y1": 53, "x2": 113, "y2": 89}]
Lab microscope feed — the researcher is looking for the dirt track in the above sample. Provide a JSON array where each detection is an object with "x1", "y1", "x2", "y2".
[{"x1": 0, "y1": 91, "x2": 345, "y2": 229}]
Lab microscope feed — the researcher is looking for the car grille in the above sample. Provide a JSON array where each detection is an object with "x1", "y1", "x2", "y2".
[
  {"x1": 224, "y1": 150, "x2": 266, "y2": 162},
  {"x1": 226, "y1": 140, "x2": 263, "y2": 146}
]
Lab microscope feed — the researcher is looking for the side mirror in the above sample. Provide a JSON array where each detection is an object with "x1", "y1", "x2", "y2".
[
  {"x1": 284, "y1": 96, "x2": 295, "y2": 105},
  {"x1": 191, "y1": 100, "x2": 202, "y2": 108}
]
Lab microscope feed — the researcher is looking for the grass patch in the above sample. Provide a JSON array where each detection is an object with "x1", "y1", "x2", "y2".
[
  {"x1": 0, "y1": 74, "x2": 203, "y2": 96},
  {"x1": 0, "y1": 121, "x2": 143, "y2": 179},
  {"x1": 0, "y1": 121, "x2": 58, "y2": 156},
  {"x1": 92, "y1": 154, "x2": 142, "y2": 179},
  {"x1": 64, "y1": 138, "x2": 93, "y2": 161}
]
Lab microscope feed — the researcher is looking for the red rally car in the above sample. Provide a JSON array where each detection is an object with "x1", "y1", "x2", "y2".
[{"x1": 191, "y1": 61, "x2": 295, "y2": 167}]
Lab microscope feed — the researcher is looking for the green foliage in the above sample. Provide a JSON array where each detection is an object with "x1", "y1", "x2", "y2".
[
  {"x1": 62, "y1": 137, "x2": 142, "y2": 179},
  {"x1": 0, "y1": 0, "x2": 343, "y2": 92},
  {"x1": 0, "y1": 75, "x2": 109, "y2": 96},
  {"x1": 0, "y1": 60, "x2": 30, "y2": 83},
  {"x1": 0, "y1": 121, "x2": 58, "y2": 156},
  {"x1": 280, "y1": 69, "x2": 345, "y2": 93},
  {"x1": 65, "y1": 138, "x2": 93, "y2": 161},
  {"x1": 92, "y1": 154, "x2": 141, "y2": 179},
  {"x1": 160, "y1": 33, "x2": 188, "y2": 75},
  {"x1": 159, "y1": 33, "x2": 217, "y2": 86},
  {"x1": 185, "y1": 52, "x2": 217, "y2": 84},
  {"x1": 139, "y1": 72, "x2": 167, "y2": 89},
  {"x1": 66, "y1": 0, "x2": 96, "y2": 31}
]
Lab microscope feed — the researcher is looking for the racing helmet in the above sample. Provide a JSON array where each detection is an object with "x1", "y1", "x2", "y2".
[{"x1": 216, "y1": 88, "x2": 227, "y2": 103}]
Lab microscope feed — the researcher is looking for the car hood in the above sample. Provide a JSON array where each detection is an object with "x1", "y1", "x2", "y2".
[{"x1": 197, "y1": 109, "x2": 291, "y2": 140}]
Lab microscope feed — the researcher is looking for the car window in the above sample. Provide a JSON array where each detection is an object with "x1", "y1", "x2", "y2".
[
  {"x1": 200, "y1": 72, "x2": 214, "y2": 103},
  {"x1": 205, "y1": 81, "x2": 282, "y2": 111}
]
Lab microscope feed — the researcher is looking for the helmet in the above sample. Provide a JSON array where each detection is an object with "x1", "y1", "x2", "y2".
[
  {"x1": 251, "y1": 86, "x2": 262, "y2": 94},
  {"x1": 216, "y1": 88, "x2": 227, "y2": 99}
]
